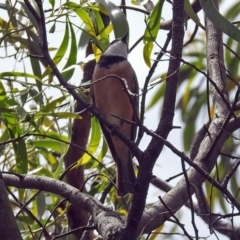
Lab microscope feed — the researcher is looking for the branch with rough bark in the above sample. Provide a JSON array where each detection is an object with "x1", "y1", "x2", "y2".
[{"x1": 3, "y1": 174, "x2": 125, "y2": 240}]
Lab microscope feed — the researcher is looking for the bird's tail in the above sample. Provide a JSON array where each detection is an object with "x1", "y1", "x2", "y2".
[{"x1": 116, "y1": 155, "x2": 136, "y2": 197}]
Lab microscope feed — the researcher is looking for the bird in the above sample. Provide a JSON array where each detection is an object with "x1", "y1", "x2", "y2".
[{"x1": 90, "y1": 32, "x2": 139, "y2": 196}]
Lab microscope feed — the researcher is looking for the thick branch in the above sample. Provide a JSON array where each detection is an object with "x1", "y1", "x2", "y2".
[
  {"x1": 123, "y1": 0, "x2": 185, "y2": 239},
  {"x1": 0, "y1": 172, "x2": 22, "y2": 240},
  {"x1": 150, "y1": 177, "x2": 240, "y2": 239},
  {"x1": 136, "y1": 1, "x2": 234, "y2": 234},
  {"x1": 205, "y1": 0, "x2": 229, "y2": 117},
  {"x1": 3, "y1": 174, "x2": 124, "y2": 240},
  {"x1": 138, "y1": 111, "x2": 240, "y2": 234}
]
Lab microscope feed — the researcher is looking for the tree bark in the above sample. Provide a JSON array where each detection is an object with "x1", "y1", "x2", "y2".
[{"x1": 0, "y1": 171, "x2": 22, "y2": 240}]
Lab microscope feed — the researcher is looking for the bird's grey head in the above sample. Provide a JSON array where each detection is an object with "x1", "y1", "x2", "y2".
[{"x1": 103, "y1": 33, "x2": 129, "y2": 59}]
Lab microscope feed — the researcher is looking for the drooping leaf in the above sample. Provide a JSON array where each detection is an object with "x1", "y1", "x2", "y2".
[
  {"x1": 0, "y1": 72, "x2": 41, "y2": 81},
  {"x1": 53, "y1": 155, "x2": 64, "y2": 178},
  {"x1": 20, "y1": 90, "x2": 29, "y2": 106},
  {"x1": 96, "y1": 0, "x2": 129, "y2": 38},
  {"x1": 29, "y1": 88, "x2": 42, "y2": 105},
  {"x1": 184, "y1": 0, "x2": 204, "y2": 28},
  {"x1": 143, "y1": 0, "x2": 164, "y2": 67},
  {"x1": 29, "y1": 139, "x2": 67, "y2": 153},
  {"x1": 19, "y1": 1, "x2": 38, "y2": 30},
  {"x1": 36, "y1": 191, "x2": 46, "y2": 218},
  {"x1": 131, "y1": 0, "x2": 149, "y2": 6},
  {"x1": 143, "y1": 41, "x2": 153, "y2": 68},
  {"x1": 94, "y1": 10, "x2": 109, "y2": 46},
  {"x1": 78, "y1": 116, "x2": 101, "y2": 166},
  {"x1": 25, "y1": 29, "x2": 43, "y2": 92},
  {"x1": 48, "y1": 0, "x2": 55, "y2": 10},
  {"x1": 92, "y1": 138, "x2": 108, "y2": 168},
  {"x1": 42, "y1": 95, "x2": 68, "y2": 112},
  {"x1": 61, "y1": 20, "x2": 77, "y2": 81},
  {"x1": 0, "y1": 79, "x2": 6, "y2": 101},
  {"x1": 78, "y1": 25, "x2": 106, "y2": 52},
  {"x1": 53, "y1": 20, "x2": 69, "y2": 65},
  {"x1": 49, "y1": 21, "x2": 56, "y2": 33},
  {"x1": 42, "y1": 20, "x2": 69, "y2": 79},
  {"x1": 183, "y1": 121, "x2": 195, "y2": 152},
  {"x1": 146, "y1": 82, "x2": 166, "y2": 110},
  {"x1": 34, "y1": 112, "x2": 82, "y2": 119},
  {"x1": 64, "y1": 2, "x2": 95, "y2": 35},
  {"x1": 2, "y1": 112, "x2": 18, "y2": 125},
  {"x1": 16, "y1": 139, "x2": 28, "y2": 174},
  {"x1": 200, "y1": 0, "x2": 240, "y2": 43}
]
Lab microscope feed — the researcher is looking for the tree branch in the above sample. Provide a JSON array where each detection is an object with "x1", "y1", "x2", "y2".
[
  {"x1": 0, "y1": 171, "x2": 22, "y2": 240},
  {"x1": 123, "y1": 0, "x2": 185, "y2": 239},
  {"x1": 3, "y1": 173, "x2": 125, "y2": 240}
]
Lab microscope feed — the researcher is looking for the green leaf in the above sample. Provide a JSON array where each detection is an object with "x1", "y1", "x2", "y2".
[
  {"x1": 183, "y1": 121, "x2": 195, "y2": 151},
  {"x1": 79, "y1": 26, "x2": 106, "y2": 51},
  {"x1": 96, "y1": 0, "x2": 129, "y2": 38},
  {"x1": 0, "y1": 79, "x2": 6, "y2": 101},
  {"x1": 42, "y1": 95, "x2": 68, "y2": 112},
  {"x1": 200, "y1": 0, "x2": 240, "y2": 44},
  {"x1": 86, "y1": 4, "x2": 108, "y2": 15},
  {"x1": 143, "y1": 41, "x2": 153, "y2": 68},
  {"x1": 16, "y1": 139, "x2": 28, "y2": 174},
  {"x1": 64, "y1": 3, "x2": 107, "y2": 51},
  {"x1": 48, "y1": 0, "x2": 55, "y2": 10},
  {"x1": 0, "y1": 128, "x2": 10, "y2": 154},
  {"x1": 29, "y1": 88, "x2": 42, "y2": 105},
  {"x1": 20, "y1": 90, "x2": 29, "y2": 106},
  {"x1": 78, "y1": 27, "x2": 91, "y2": 50},
  {"x1": 89, "y1": 116, "x2": 101, "y2": 154},
  {"x1": 8, "y1": 128, "x2": 18, "y2": 155},
  {"x1": 0, "y1": 128, "x2": 10, "y2": 142},
  {"x1": 2, "y1": 112, "x2": 18, "y2": 125},
  {"x1": 131, "y1": 0, "x2": 145, "y2": 5},
  {"x1": 92, "y1": 138, "x2": 108, "y2": 168},
  {"x1": 18, "y1": 189, "x2": 25, "y2": 203},
  {"x1": 97, "y1": 138, "x2": 108, "y2": 161},
  {"x1": 53, "y1": 20, "x2": 69, "y2": 65},
  {"x1": 34, "y1": 112, "x2": 82, "y2": 119},
  {"x1": 94, "y1": 10, "x2": 109, "y2": 46},
  {"x1": 146, "y1": 82, "x2": 166, "y2": 110},
  {"x1": 61, "y1": 20, "x2": 77, "y2": 81},
  {"x1": 15, "y1": 105, "x2": 28, "y2": 120},
  {"x1": 184, "y1": 0, "x2": 204, "y2": 28},
  {"x1": 143, "y1": 0, "x2": 164, "y2": 67},
  {"x1": 64, "y1": 2, "x2": 95, "y2": 35},
  {"x1": 19, "y1": 2, "x2": 38, "y2": 30},
  {"x1": 17, "y1": 215, "x2": 34, "y2": 225},
  {"x1": 36, "y1": 191, "x2": 46, "y2": 218},
  {"x1": 26, "y1": 31, "x2": 42, "y2": 92},
  {"x1": 42, "y1": 20, "x2": 69, "y2": 78},
  {"x1": 10, "y1": 35, "x2": 48, "y2": 69},
  {"x1": 0, "y1": 72, "x2": 41, "y2": 81},
  {"x1": 29, "y1": 139, "x2": 67, "y2": 153},
  {"x1": 49, "y1": 22, "x2": 56, "y2": 33},
  {"x1": 45, "y1": 131, "x2": 68, "y2": 142},
  {"x1": 78, "y1": 116, "x2": 101, "y2": 166},
  {"x1": 53, "y1": 155, "x2": 64, "y2": 179}
]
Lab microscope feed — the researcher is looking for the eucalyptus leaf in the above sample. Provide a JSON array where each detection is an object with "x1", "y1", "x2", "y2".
[
  {"x1": 96, "y1": 0, "x2": 129, "y2": 38},
  {"x1": 200, "y1": 0, "x2": 240, "y2": 43}
]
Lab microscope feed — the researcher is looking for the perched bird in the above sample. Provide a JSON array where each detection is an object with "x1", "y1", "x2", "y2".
[{"x1": 90, "y1": 33, "x2": 139, "y2": 196}]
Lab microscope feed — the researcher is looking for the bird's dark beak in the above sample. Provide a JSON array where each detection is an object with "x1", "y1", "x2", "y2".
[{"x1": 121, "y1": 32, "x2": 129, "y2": 43}]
